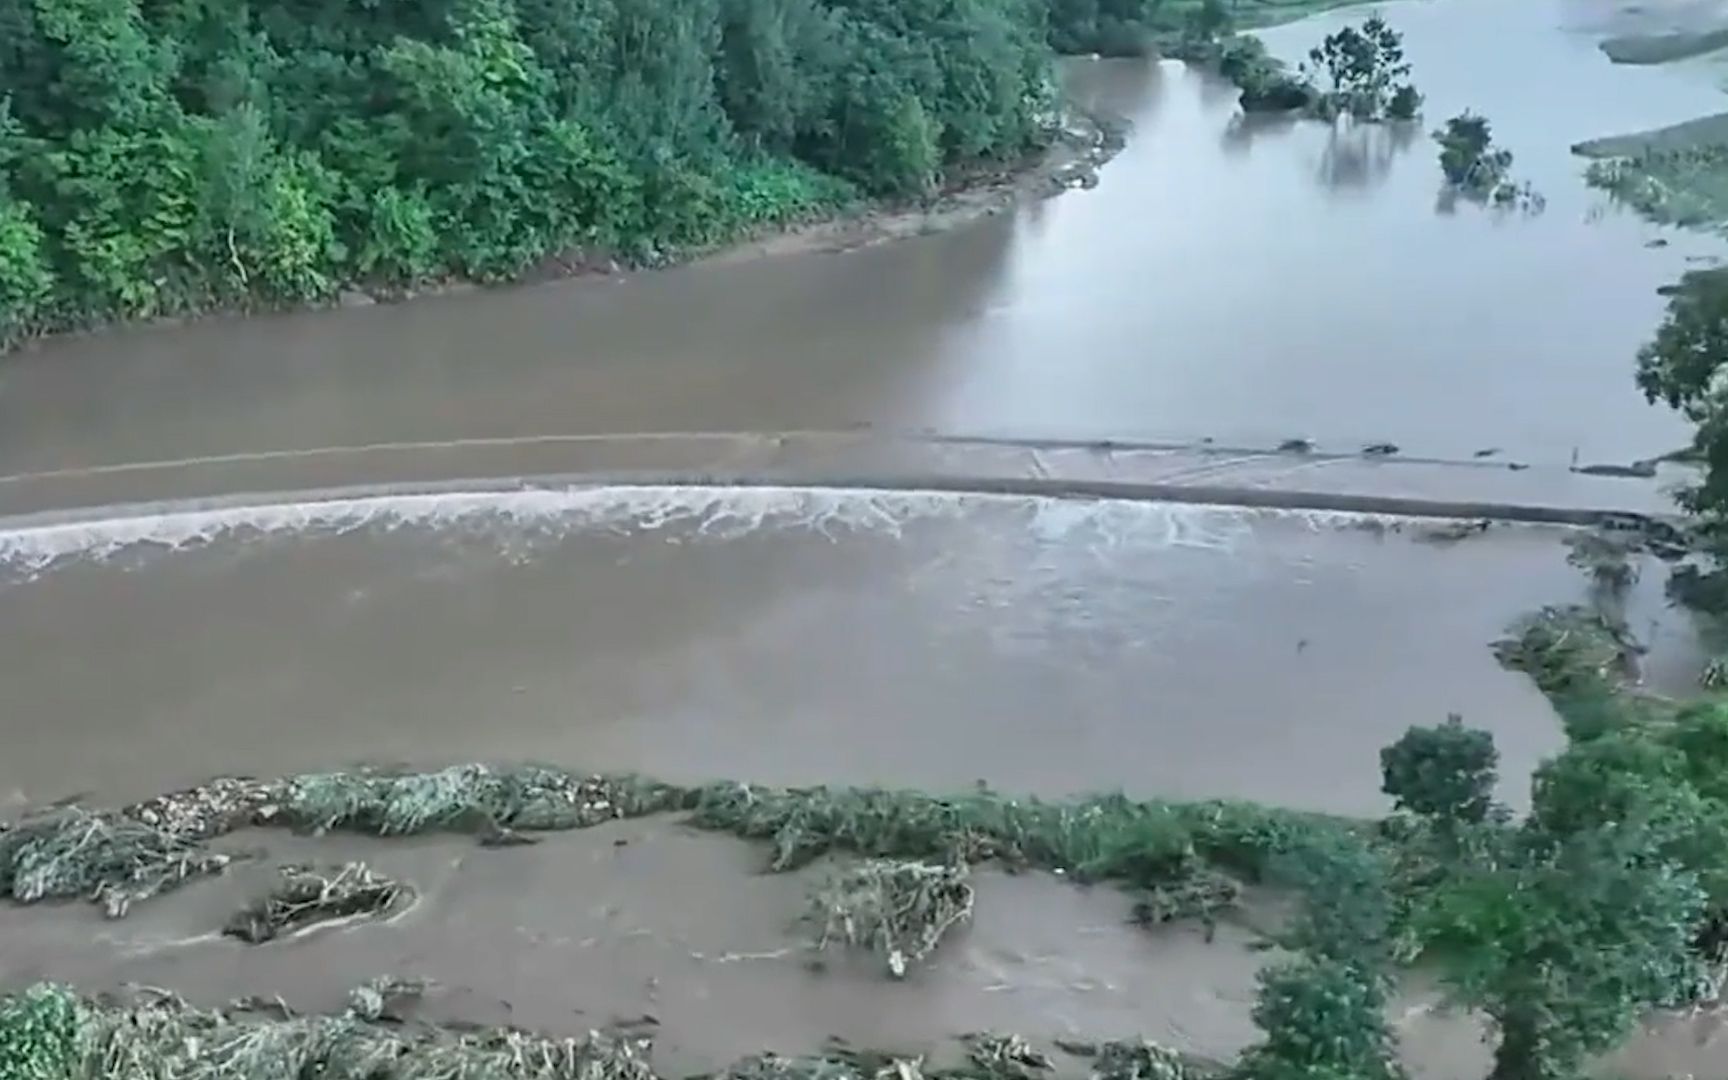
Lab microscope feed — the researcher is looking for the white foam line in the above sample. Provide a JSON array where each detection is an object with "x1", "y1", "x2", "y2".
[{"x1": 0, "y1": 482, "x2": 1467, "y2": 579}]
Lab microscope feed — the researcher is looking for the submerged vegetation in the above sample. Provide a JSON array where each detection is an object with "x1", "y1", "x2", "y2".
[
  {"x1": 223, "y1": 861, "x2": 411, "y2": 943},
  {"x1": 6, "y1": 681, "x2": 1728, "y2": 1079},
  {"x1": 1299, "y1": 17, "x2": 1420, "y2": 122},
  {"x1": 1434, "y1": 112, "x2": 1542, "y2": 211},
  {"x1": 808, "y1": 858, "x2": 973, "y2": 976},
  {"x1": 0, "y1": 981, "x2": 1229, "y2": 1080}
]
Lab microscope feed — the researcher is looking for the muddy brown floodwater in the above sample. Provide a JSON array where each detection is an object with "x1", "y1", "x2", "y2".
[
  {"x1": 0, "y1": 487, "x2": 1697, "y2": 815},
  {"x1": 0, "y1": 0, "x2": 1723, "y2": 476},
  {"x1": 4, "y1": 0, "x2": 1728, "y2": 1077}
]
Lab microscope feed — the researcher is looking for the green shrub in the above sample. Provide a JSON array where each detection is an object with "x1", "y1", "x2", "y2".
[{"x1": 1379, "y1": 716, "x2": 1498, "y2": 825}]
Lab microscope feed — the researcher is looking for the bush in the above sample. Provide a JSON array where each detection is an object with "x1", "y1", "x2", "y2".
[
  {"x1": 1236, "y1": 957, "x2": 1399, "y2": 1080},
  {"x1": 1379, "y1": 716, "x2": 1497, "y2": 825}
]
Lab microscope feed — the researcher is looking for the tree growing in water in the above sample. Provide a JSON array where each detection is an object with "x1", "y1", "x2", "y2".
[
  {"x1": 1417, "y1": 824, "x2": 1704, "y2": 1080},
  {"x1": 1303, "y1": 16, "x2": 1421, "y2": 121},
  {"x1": 1434, "y1": 111, "x2": 1542, "y2": 210}
]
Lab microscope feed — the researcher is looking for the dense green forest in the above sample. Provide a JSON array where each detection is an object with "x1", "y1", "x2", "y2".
[{"x1": 0, "y1": 0, "x2": 1258, "y2": 345}]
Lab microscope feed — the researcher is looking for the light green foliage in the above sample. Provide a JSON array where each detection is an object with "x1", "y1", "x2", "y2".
[
  {"x1": 0, "y1": 984, "x2": 82, "y2": 1080},
  {"x1": 0, "y1": 191, "x2": 52, "y2": 342},
  {"x1": 1379, "y1": 716, "x2": 1498, "y2": 826},
  {"x1": 1417, "y1": 824, "x2": 1705, "y2": 1080}
]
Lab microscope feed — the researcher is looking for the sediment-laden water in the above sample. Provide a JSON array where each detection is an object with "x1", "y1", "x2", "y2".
[{"x1": 0, "y1": 486, "x2": 1693, "y2": 815}]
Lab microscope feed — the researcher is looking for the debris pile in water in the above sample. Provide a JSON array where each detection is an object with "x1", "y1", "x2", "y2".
[
  {"x1": 1, "y1": 982, "x2": 658, "y2": 1080},
  {"x1": 0, "y1": 983, "x2": 1210, "y2": 1080},
  {"x1": 809, "y1": 859, "x2": 974, "y2": 976},
  {"x1": 283, "y1": 764, "x2": 690, "y2": 836},
  {"x1": 0, "y1": 806, "x2": 232, "y2": 917},
  {"x1": 224, "y1": 861, "x2": 412, "y2": 943},
  {"x1": 124, "y1": 776, "x2": 287, "y2": 839}
]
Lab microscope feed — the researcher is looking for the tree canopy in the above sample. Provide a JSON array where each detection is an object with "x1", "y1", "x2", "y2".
[{"x1": 0, "y1": 0, "x2": 1064, "y2": 343}]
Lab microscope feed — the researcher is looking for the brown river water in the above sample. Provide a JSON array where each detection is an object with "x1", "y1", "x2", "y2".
[{"x1": 6, "y1": 0, "x2": 1728, "y2": 1076}]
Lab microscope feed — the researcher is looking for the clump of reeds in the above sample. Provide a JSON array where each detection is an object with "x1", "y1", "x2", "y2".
[
  {"x1": 283, "y1": 764, "x2": 689, "y2": 836},
  {"x1": 0, "y1": 807, "x2": 231, "y2": 916},
  {"x1": 810, "y1": 859, "x2": 974, "y2": 977},
  {"x1": 4, "y1": 983, "x2": 659, "y2": 1080},
  {"x1": 224, "y1": 861, "x2": 411, "y2": 943}
]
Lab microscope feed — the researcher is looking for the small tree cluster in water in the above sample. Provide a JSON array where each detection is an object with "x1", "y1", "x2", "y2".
[
  {"x1": 1432, "y1": 112, "x2": 1544, "y2": 211},
  {"x1": 1300, "y1": 17, "x2": 1422, "y2": 122}
]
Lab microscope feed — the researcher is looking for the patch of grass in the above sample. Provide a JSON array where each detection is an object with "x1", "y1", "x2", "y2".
[
  {"x1": 687, "y1": 783, "x2": 1352, "y2": 888},
  {"x1": 0, "y1": 769, "x2": 1357, "y2": 925},
  {"x1": 1587, "y1": 145, "x2": 1728, "y2": 231}
]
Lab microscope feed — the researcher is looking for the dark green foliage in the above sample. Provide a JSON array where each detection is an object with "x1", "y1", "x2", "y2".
[
  {"x1": 1635, "y1": 269, "x2": 1728, "y2": 528},
  {"x1": 1434, "y1": 111, "x2": 1509, "y2": 190},
  {"x1": 1417, "y1": 824, "x2": 1704, "y2": 1080},
  {"x1": 0, "y1": 0, "x2": 1063, "y2": 341},
  {"x1": 1379, "y1": 716, "x2": 1497, "y2": 825},
  {"x1": 1217, "y1": 35, "x2": 1313, "y2": 113},
  {"x1": 1302, "y1": 16, "x2": 1417, "y2": 121}
]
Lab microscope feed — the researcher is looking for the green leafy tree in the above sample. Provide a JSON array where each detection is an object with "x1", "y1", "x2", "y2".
[
  {"x1": 1434, "y1": 111, "x2": 1509, "y2": 190},
  {"x1": 1379, "y1": 716, "x2": 1498, "y2": 826},
  {"x1": 1303, "y1": 16, "x2": 1417, "y2": 121},
  {"x1": 1418, "y1": 824, "x2": 1705, "y2": 1080},
  {"x1": 1235, "y1": 956, "x2": 1400, "y2": 1080},
  {"x1": 0, "y1": 0, "x2": 1060, "y2": 337},
  {"x1": 0, "y1": 191, "x2": 53, "y2": 343}
]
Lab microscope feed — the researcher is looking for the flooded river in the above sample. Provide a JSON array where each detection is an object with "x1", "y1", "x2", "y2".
[
  {"x1": 5, "y1": 1, "x2": 1728, "y2": 1076},
  {"x1": 0, "y1": 0, "x2": 1723, "y2": 479},
  {"x1": 0, "y1": 486, "x2": 1701, "y2": 813}
]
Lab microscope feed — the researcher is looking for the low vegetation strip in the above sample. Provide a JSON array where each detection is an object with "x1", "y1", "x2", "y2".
[{"x1": 0, "y1": 982, "x2": 1214, "y2": 1080}]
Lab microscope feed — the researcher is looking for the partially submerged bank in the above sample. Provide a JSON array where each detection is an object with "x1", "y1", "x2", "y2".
[
  {"x1": 1576, "y1": 113, "x2": 1728, "y2": 229},
  {"x1": 1600, "y1": 26, "x2": 1728, "y2": 65}
]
